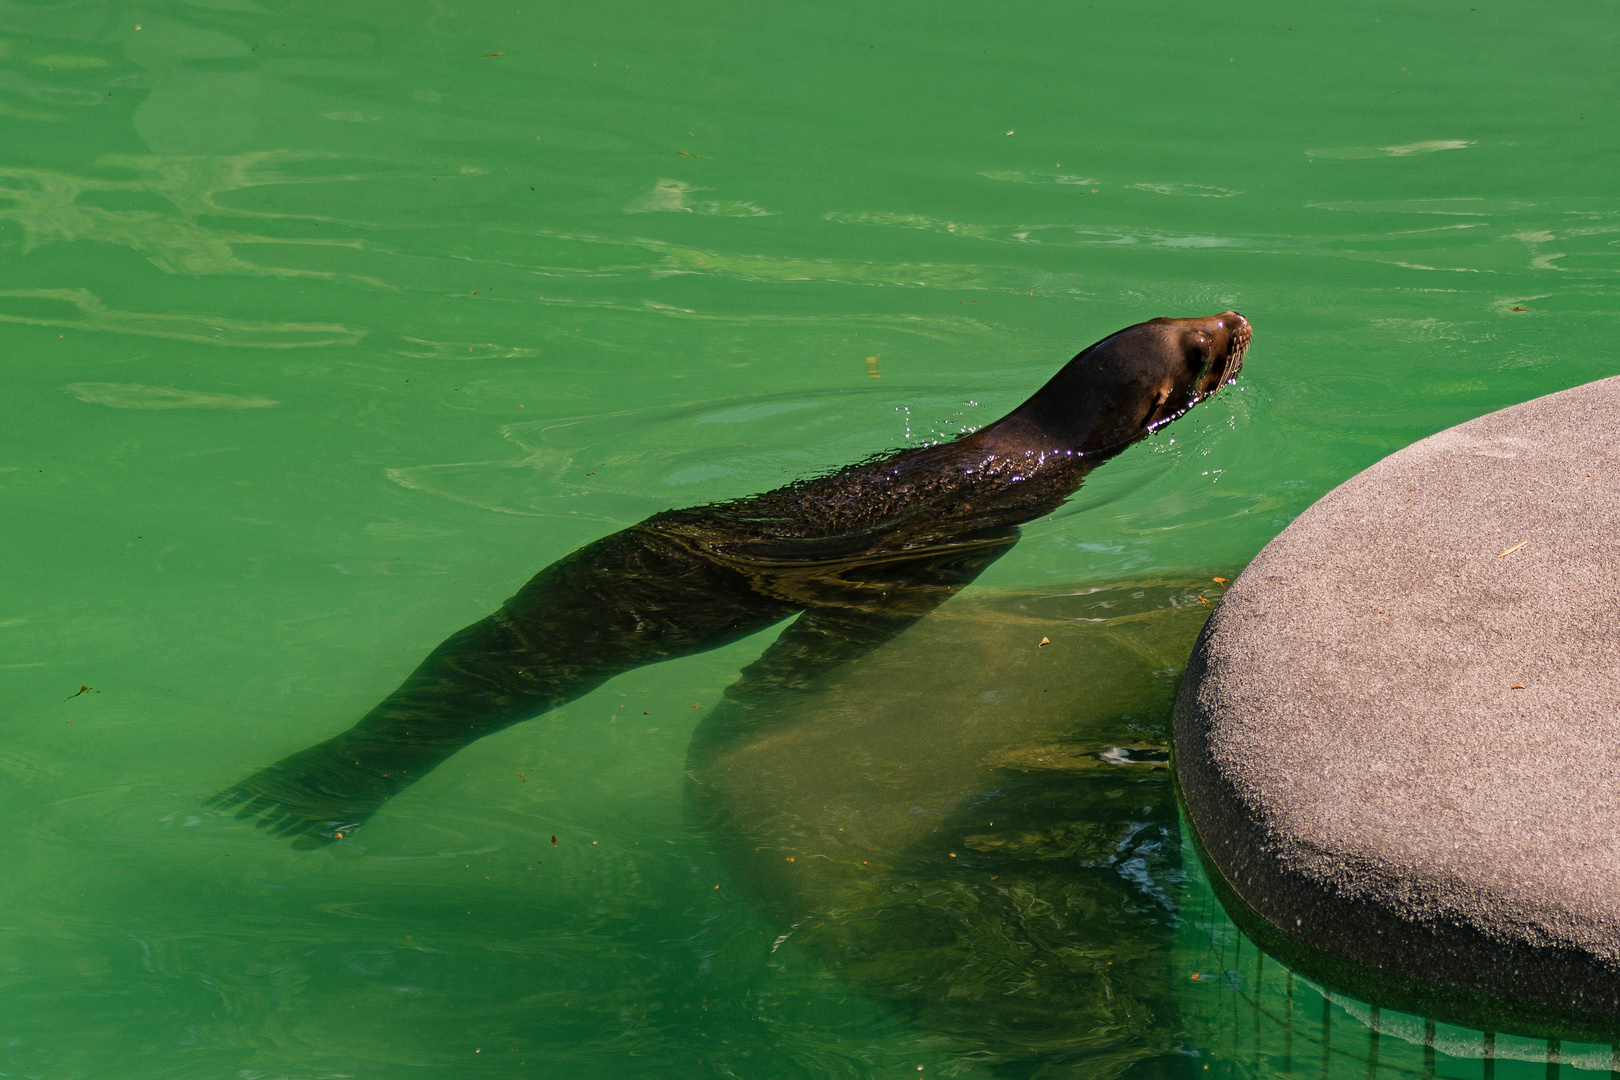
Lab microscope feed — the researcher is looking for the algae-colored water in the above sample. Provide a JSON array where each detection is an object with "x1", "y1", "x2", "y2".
[{"x1": 2, "y1": 0, "x2": 1616, "y2": 1076}]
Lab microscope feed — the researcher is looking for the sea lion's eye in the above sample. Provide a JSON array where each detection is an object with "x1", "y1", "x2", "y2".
[{"x1": 1186, "y1": 332, "x2": 1212, "y2": 367}]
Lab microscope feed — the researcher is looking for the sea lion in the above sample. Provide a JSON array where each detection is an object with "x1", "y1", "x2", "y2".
[
  {"x1": 212, "y1": 312, "x2": 1249, "y2": 845},
  {"x1": 685, "y1": 578, "x2": 1223, "y2": 1079}
]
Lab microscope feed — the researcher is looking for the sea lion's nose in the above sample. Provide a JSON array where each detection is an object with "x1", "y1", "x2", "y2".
[{"x1": 1217, "y1": 311, "x2": 1251, "y2": 353}]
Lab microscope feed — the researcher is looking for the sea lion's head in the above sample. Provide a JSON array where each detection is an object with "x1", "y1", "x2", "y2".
[{"x1": 980, "y1": 311, "x2": 1250, "y2": 458}]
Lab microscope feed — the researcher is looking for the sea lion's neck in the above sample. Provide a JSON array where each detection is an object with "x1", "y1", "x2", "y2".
[
  {"x1": 965, "y1": 344, "x2": 1155, "y2": 462},
  {"x1": 961, "y1": 416, "x2": 1079, "y2": 458}
]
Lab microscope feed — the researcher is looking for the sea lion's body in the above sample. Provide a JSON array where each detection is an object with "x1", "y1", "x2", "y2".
[
  {"x1": 214, "y1": 310, "x2": 1250, "y2": 1076},
  {"x1": 686, "y1": 579, "x2": 1219, "y2": 1078},
  {"x1": 215, "y1": 312, "x2": 1249, "y2": 845}
]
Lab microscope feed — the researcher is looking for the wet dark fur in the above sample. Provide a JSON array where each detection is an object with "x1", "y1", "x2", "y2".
[{"x1": 211, "y1": 313, "x2": 1249, "y2": 846}]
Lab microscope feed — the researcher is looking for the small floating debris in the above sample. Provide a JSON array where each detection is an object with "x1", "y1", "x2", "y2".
[{"x1": 1037, "y1": 636, "x2": 1050, "y2": 648}]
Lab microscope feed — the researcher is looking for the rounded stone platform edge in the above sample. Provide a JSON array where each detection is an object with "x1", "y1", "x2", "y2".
[
  {"x1": 1174, "y1": 374, "x2": 1620, "y2": 1030},
  {"x1": 1177, "y1": 788, "x2": 1620, "y2": 1043}
]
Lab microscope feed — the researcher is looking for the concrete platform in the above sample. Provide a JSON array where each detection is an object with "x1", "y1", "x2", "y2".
[{"x1": 1175, "y1": 375, "x2": 1620, "y2": 1028}]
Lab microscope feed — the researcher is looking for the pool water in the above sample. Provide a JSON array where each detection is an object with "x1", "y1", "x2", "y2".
[{"x1": 2, "y1": 0, "x2": 1617, "y2": 1075}]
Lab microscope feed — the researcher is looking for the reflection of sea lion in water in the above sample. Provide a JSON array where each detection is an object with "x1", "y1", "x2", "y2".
[{"x1": 213, "y1": 312, "x2": 1249, "y2": 845}]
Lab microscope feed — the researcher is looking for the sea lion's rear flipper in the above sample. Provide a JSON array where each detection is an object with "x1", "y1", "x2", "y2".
[{"x1": 212, "y1": 524, "x2": 798, "y2": 847}]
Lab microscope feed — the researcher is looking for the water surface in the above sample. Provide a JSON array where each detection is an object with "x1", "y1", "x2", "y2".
[{"x1": 2, "y1": 0, "x2": 1617, "y2": 1075}]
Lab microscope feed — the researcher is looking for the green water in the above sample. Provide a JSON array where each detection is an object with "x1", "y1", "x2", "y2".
[{"x1": 2, "y1": 0, "x2": 1617, "y2": 1075}]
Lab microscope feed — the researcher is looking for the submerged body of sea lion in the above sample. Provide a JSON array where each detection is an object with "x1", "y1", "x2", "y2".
[
  {"x1": 212, "y1": 312, "x2": 1249, "y2": 845},
  {"x1": 686, "y1": 579, "x2": 1221, "y2": 1079}
]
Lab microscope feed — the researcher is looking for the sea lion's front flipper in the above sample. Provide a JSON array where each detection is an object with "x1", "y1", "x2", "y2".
[
  {"x1": 733, "y1": 537, "x2": 1019, "y2": 698},
  {"x1": 687, "y1": 538, "x2": 1019, "y2": 770},
  {"x1": 213, "y1": 524, "x2": 798, "y2": 846},
  {"x1": 680, "y1": 605, "x2": 933, "y2": 786},
  {"x1": 208, "y1": 608, "x2": 604, "y2": 847}
]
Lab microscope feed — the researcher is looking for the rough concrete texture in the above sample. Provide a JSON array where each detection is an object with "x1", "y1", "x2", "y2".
[{"x1": 1176, "y1": 375, "x2": 1620, "y2": 1020}]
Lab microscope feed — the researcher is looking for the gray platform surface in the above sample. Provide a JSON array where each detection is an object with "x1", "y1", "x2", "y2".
[{"x1": 1176, "y1": 375, "x2": 1620, "y2": 1019}]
